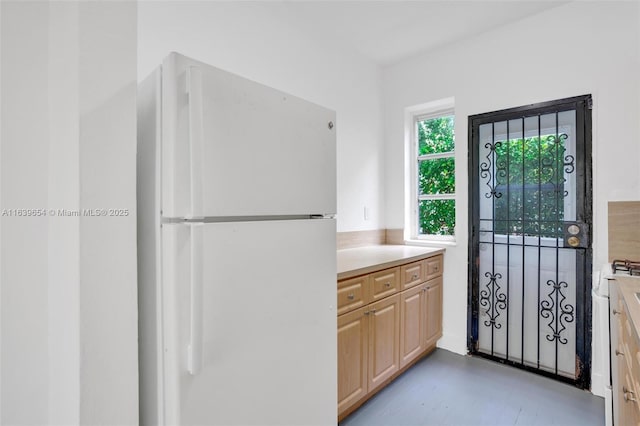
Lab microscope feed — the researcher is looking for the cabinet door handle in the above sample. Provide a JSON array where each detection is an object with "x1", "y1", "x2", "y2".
[
  {"x1": 364, "y1": 311, "x2": 370, "y2": 315},
  {"x1": 613, "y1": 309, "x2": 621, "y2": 315},
  {"x1": 616, "y1": 348, "x2": 625, "y2": 357},
  {"x1": 347, "y1": 293, "x2": 355, "y2": 300},
  {"x1": 624, "y1": 387, "x2": 637, "y2": 402},
  {"x1": 370, "y1": 309, "x2": 377, "y2": 314}
]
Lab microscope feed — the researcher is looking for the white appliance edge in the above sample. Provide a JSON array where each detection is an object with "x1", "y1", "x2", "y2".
[
  {"x1": 591, "y1": 267, "x2": 612, "y2": 426},
  {"x1": 138, "y1": 53, "x2": 337, "y2": 425}
]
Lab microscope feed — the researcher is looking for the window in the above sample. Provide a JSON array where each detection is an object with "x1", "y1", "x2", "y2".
[{"x1": 407, "y1": 101, "x2": 455, "y2": 241}]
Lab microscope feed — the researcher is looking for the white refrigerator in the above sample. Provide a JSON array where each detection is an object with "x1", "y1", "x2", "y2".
[{"x1": 137, "y1": 53, "x2": 337, "y2": 425}]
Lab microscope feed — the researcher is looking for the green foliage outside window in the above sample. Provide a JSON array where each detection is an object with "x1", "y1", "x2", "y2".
[
  {"x1": 492, "y1": 135, "x2": 568, "y2": 238},
  {"x1": 417, "y1": 116, "x2": 455, "y2": 235}
]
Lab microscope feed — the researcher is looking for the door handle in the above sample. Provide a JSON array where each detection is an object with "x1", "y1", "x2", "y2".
[
  {"x1": 187, "y1": 223, "x2": 204, "y2": 375},
  {"x1": 187, "y1": 66, "x2": 204, "y2": 219}
]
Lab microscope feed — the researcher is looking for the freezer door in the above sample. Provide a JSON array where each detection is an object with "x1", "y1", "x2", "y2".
[
  {"x1": 161, "y1": 52, "x2": 336, "y2": 218},
  {"x1": 160, "y1": 219, "x2": 336, "y2": 425}
]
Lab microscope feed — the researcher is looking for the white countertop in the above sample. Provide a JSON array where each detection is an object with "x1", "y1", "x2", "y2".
[{"x1": 337, "y1": 245, "x2": 445, "y2": 280}]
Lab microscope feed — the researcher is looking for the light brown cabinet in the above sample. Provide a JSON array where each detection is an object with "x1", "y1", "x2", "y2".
[
  {"x1": 400, "y1": 260, "x2": 423, "y2": 290},
  {"x1": 370, "y1": 267, "x2": 400, "y2": 302},
  {"x1": 610, "y1": 280, "x2": 640, "y2": 426},
  {"x1": 337, "y1": 254, "x2": 443, "y2": 420},
  {"x1": 368, "y1": 294, "x2": 401, "y2": 392},
  {"x1": 337, "y1": 275, "x2": 368, "y2": 316},
  {"x1": 399, "y1": 284, "x2": 424, "y2": 368},
  {"x1": 399, "y1": 276, "x2": 443, "y2": 369},
  {"x1": 337, "y1": 307, "x2": 368, "y2": 414},
  {"x1": 424, "y1": 277, "x2": 443, "y2": 348}
]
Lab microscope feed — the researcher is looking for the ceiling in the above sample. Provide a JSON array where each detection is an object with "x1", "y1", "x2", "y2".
[{"x1": 279, "y1": 1, "x2": 569, "y2": 66}]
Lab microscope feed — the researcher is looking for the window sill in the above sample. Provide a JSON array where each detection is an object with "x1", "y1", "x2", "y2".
[{"x1": 404, "y1": 239, "x2": 458, "y2": 248}]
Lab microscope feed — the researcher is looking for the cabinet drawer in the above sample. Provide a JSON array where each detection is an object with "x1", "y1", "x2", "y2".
[
  {"x1": 424, "y1": 255, "x2": 443, "y2": 281},
  {"x1": 338, "y1": 275, "x2": 369, "y2": 315},
  {"x1": 401, "y1": 261, "x2": 423, "y2": 289},
  {"x1": 370, "y1": 268, "x2": 400, "y2": 302}
]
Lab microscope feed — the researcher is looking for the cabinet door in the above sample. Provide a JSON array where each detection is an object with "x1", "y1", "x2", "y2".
[
  {"x1": 400, "y1": 286, "x2": 424, "y2": 368},
  {"x1": 368, "y1": 294, "x2": 400, "y2": 392},
  {"x1": 338, "y1": 307, "x2": 368, "y2": 415},
  {"x1": 619, "y1": 370, "x2": 640, "y2": 425},
  {"x1": 424, "y1": 277, "x2": 443, "y2": 349},
  {"x1": 610, "y1": 282, "x2": 623, "y2": 426}
]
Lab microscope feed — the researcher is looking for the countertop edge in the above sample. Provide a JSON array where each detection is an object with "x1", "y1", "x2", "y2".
[{"x1": 337, "y1": 246, "x2": 445, "y2": 281}]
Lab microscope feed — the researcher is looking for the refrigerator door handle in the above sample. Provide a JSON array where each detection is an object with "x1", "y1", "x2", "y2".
[
  {"x1": 187, "y1": 223, "x2": 204, "y2": 374},
  {"x1": 187, "y1": 66, "x2": 204, "y2": 219}
]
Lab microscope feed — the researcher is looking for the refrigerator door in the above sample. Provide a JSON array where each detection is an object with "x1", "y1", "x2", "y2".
[
  {"x1": 161, "y1": 52, "x2": 336, "y2": 219},
  {"x1": 161, "y1": 219, "x2": 336, "y2": 425}
]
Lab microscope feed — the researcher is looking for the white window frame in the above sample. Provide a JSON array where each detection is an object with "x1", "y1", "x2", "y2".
[{"x1": 404, "y1": 98, "x2": 456, "y2": 243}]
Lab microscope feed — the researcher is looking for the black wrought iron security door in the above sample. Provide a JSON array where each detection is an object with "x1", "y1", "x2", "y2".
[{"x1": 468, "y1": 95, "x2": 592, "y2": 388}]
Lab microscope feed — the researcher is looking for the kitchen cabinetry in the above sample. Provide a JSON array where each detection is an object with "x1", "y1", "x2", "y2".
[
  {"x1": 368, "y1": 294, "x2": 401, "y2": 392},
  {"x1": 399, "y1": 284, "x2": 424, "y2": 368},
  {"x1": 425, "y1": 277, "x2": 443, "y2": 348},
  {"x1": 399, "y1": 275, "x2": 442, "y2": 368},
  {"x1": 610, "y1": 279, "x2": 640, "y2": 425},
  {"x1": 337, "y1": 307, "x2": 368, "y2": 414},
  {"x1": 337, "y1": 251, "x2": 443, "y2": 420}
]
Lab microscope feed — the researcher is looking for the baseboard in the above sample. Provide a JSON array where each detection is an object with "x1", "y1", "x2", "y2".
[{"x1": 436, "y1": 332, "x2": 468, "y2": 355}]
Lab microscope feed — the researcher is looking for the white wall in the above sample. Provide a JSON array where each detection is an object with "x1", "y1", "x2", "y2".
[
  {"x1": 77, "y1": 2, "x2": 138, "y2": 423},
  {"x1": 382, "y1": 1, "x2": 640, "y2": 356},
  {"x1": 138, "y1": 1, "x2": 384, "y2": 232},
  {"x1": 1, "y1": 3, "x2": 50, "y2": 423},
  {"x1": 1, "y1": 1, "x2": 138, "y2": 424}
]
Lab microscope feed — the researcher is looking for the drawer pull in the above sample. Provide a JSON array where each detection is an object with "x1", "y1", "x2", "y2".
[
  {"x1": 370, "y1": 309, "x2": 377, "y2": 314},
  {"x1": 412, "y1": 274, "x2": 419, "y2": 280},
  {"x1": 616, "y1": 349, "x2": 625, "y2": 357},
  {"x1": 364, "y1": 311, "x2": 370, "y2": 315},
  {"x1": 384, "y1": 282, "x2": 391, "y2": 288},
  {"x1": 347, "y1": 293, "x2": 355, "y2": 300},
  {"x1": 613, "y1": 309, "x2": 621, "y2": 315},
  {"x1": 624, "y1": 387, "x2": 637, "y2": 402}
]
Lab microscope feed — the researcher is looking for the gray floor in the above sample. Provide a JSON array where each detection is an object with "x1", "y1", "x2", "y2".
[{"x1": 340, "y1": 349, "x2": 604, "y2": 426}]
